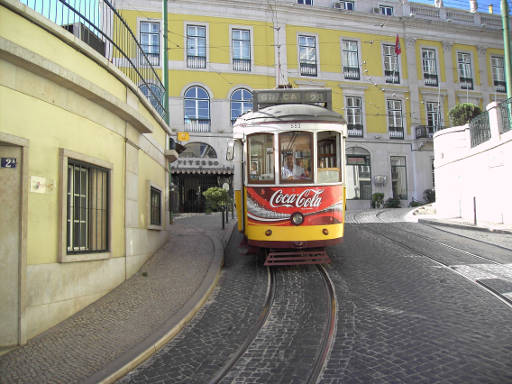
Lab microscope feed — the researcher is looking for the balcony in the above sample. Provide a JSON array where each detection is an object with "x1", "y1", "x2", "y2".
[
  {"x1": 495, "y1": 80, "x2": 506, "y2": 93},
  {"x1": 233, "y1": 58, "x2": 251, "y2": 72},
  {"x1": 348, "y1": 124, "x2": 363, "y2": 137},
  {"x1": 424, "y1": 73, "x2": 438, "y2": 87},
  {"x1": 184, "y1": 118, "x2": 210, "y2": 132},
  {"x1": 187, "y1": 55, "x2": 206, "y2": 69},
  {"x1": 389, "y1": 127, "x2": 404, "y2": 139},
  {"x1": 343, "y1": 66, "x2": 360, "y2": 80},
  {"x1": 459, "y1": 77, "x2": 474, "y2": 90},
  {"x1": 415, "y1": 125, "x2": 435, "y2": 139},
  {"x1": 385, "y1": 70, "x2": 400, "y2": 84},
  {"x1": 300, "y1": 62, "x2": 317, "y2": 77}
]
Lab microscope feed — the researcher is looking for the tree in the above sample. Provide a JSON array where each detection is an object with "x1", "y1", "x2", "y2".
[
  {"x1": 448, "y1": 103, "x2": 482, "y2": 126},
  {"x1": 202, "y1": 187, "x2": 230, "y2": 211}
]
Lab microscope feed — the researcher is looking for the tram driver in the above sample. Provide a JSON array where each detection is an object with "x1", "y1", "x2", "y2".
[{"x1": 281, "y1": 153, "x2": 308, "y2": 180}]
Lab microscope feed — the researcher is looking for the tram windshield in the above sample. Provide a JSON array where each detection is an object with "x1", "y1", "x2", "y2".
[
  {"x1": 248, "y1": 133, "x2": 275, "y2": 183},
  {"x1": 279, "y1": 132, "x2": 313, "y2": 183},
  {"x1": 317, "y1": 131, "x2": 341, "y2": 183}
]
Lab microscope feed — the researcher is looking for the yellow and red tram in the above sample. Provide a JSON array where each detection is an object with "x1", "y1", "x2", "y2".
[{"x1": 228, "y1": 89, "x2": 347, "y2": 265}]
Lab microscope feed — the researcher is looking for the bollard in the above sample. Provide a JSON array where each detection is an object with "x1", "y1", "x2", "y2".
[
  {"x1": 225, "y1": 206, "x2": 229, "y2": 223},
  {"x1": 222, "y1": 209, "x2": 225, "y2": 229},
  {"x1": 473, "y1": 196, "x2": 477, "y2": 226}
]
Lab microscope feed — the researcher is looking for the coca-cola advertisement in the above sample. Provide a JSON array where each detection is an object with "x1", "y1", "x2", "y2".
[{"x1": 247, "y1": 186, "x2": 344, "y2": 226}]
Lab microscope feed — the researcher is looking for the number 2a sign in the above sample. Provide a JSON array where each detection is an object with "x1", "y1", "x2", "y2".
[{"x1": 1, "y1": 158, "x2": 16, "y2": 168}]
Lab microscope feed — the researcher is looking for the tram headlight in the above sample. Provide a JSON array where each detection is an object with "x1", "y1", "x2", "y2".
[{"x1": 290, "y1": 212, "x2": 304, "y2": 226}]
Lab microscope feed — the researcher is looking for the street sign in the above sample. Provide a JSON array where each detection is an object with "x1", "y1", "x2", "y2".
[{"x1": 177, "y1": 132, "x2": 190, "y2": 142}]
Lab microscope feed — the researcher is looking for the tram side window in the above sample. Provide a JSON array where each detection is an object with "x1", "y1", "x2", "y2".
[
  {"x1": 248, "y1": 133, "x2": 275, "y2": 183},
  {"x1": 317, "y1": 131, "x2": 341, "y2": 183},
  {"x1": 279, "y1": 132, "x2": 313, "y2": 183}
]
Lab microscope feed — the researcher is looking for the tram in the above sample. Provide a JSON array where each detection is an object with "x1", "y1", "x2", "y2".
[{"x1": 227, "y1": 88, "x2": 347, "y2": 266}]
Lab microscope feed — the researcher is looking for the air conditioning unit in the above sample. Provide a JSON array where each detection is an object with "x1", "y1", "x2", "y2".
[
  {"x1": 334, "y1": 2, "x2": 342, "y2": 9},
  {"x1": 63, "y1": 22, "x2": 105, "y2": 57},
  {"x1": 372, "y1": 7, "x2": 381, "y2": 14}
]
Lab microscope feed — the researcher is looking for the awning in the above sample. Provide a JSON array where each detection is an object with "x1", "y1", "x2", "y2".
[{"x1": 171, "y1": 167, "x2": 233, "y2": 175}]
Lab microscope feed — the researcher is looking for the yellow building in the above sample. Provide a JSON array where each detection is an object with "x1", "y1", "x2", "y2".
[
  {"x1": 117, "y1": 0, "x2": 505, "y2": 210},
  {"x1": 0, "y1": 0, "x2": 177, "y2": 345}
]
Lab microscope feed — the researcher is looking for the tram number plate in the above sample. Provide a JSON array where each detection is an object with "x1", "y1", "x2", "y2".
[{"x1": 1, "y1": 158, "x2": 16, "y2": 168}]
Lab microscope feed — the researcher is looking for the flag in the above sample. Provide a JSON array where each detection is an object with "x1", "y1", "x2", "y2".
[{"x1": 395, "y1": 34, "x2": 401, "y2": 55}]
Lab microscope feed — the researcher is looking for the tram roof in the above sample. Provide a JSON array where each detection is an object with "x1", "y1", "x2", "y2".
[{"x1": 235, "y1": 104, "x2": 346, "y2": 125}]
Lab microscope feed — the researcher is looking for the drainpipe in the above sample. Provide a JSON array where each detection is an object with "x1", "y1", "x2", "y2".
[
  {"x1": 163, "y1": 0, "x2": 173, "y2": 223},
  {"x1": 502, "y1": 0, "x2": 512, "y2": 100}
]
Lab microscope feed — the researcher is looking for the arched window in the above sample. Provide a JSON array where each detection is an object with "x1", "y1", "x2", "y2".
[
  {"x1": 180, "y1": 142, "x2": 217, "y2": 159},
  {"x1": 231, "y1": 88, "x2": 253, "y2": 123},
  {"x1": 139, "y1": 83, "x2": 164, "y2": 117},
  {"x1": 346, "y1": 147, "x2": 372, "y2": 200},
  {"x1": 184, "y1": 86, "x2": 210, "y2": 132}
]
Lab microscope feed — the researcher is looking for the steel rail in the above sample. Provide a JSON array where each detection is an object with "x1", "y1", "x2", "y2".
[{"x1": 208, "y1": 266, "x2": 276, "y2": 384}]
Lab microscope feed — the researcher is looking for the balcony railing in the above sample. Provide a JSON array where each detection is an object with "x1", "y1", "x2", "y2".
[
  {"x1": 385, "y1": 70, "x2": 400, "y2": 84},
  {"x1": 498, "y1": 98, "x2": 512, "y2": 133},
  {"x1": 300, "y1": 62, "x2": 317, "y2": 77},
  {"x1": 19, "y1": 0, "x2": 167, "y2": 121},
  {"x1": 343, "y1": 66, "x2": 360, "y2": 80},
  {"x1": 415, "y1": 125, "x2": 436, "y2": 139},
  {"x1": 184, "y1": 118, "x2": 211, "y2": 132},
  {"x1": 494, "y1": 80, "x2": 506, "y2": 93},
  {"x1": 389, "y1": 127, "x2": 404, "y2": 139},
  {"x1": 460, "y1": 77, "x2": 474, "y2": 90},
  {"x1": 469, "y1": 112, "x2": 491, "y2": 147},
  {"x1": 424, "y1": 73, "x2": 438, "y2": 87},
  {"x1": 233, "y1": 58, "x2": 251, "y2": 72},
  {"x1": 187, "y1": 55, "x2": 206, "y2": 69},
  {"x1": 348, "y1": 124, "x2": 363, "y2": 137}
]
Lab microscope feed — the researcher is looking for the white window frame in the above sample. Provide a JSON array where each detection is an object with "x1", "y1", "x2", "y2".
[
  {"x1": 491, "y1": 55, "x2": 505, "y2": 92},
  {"x1": 138, "y1": 19, "x2": 161, "y2": 67},
  {"x1": 345, "y1": 95, "x2": 364, "y2": 137},
  {"x1": 425, "y1": 101, "x2": 441, "y2": 132},
  {"x1": 184, "y1": 22, "x2": 209, "y2": 70},
  {"x1": 456, "y1": 51, "x2": 474, "y2": 89},
  {"x1": 386, "y1": 99, "x2": 404, "y2": 139},
  {"x1": 297, "y1": 0, "x2": 313, "y2": 5},
  {"x1": 380, "y1": 5, "x2": 394, "y2": 15},
  {"x1": 339, "y1": 1, "x2": 354, "y2": 10},
  {"x1": 341, "y1": 39, "x2": 361, "y2": 80},
  {"x1": 382, "y1": 44, "x2": 400, "y2": 84},
  {"x1": 421, "y1": 47, "x2": 439, "y2": 86},
  {"x1": 297, "y1": 33, "x2": 319, "y2": 77},
  {"x1": 229, "y1": 25, "x2": 254, "y2": 72},
  {"x1": 59, "y1": 149, "x2": 113, "y2": 263}
]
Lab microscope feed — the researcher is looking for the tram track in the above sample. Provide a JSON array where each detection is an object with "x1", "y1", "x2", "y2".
[
  {"x1": 211, "y1": 262, "x2": 337, "y2": 383},
  {"x1": 352, "y1": 212, "x2": 512, "y2": 310}
]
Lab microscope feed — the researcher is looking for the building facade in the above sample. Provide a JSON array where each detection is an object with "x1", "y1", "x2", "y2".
[{"x1": 115, "y1": 0, "x2": 505, "y2": 210}]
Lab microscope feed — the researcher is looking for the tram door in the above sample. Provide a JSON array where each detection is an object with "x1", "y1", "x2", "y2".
[{"x1": 0, "y1": 144, "x2": 22, "y2": 346}]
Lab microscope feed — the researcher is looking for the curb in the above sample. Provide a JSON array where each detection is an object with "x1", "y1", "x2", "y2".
[
  {"x1": 86, "y1": 221, "x2": 237, "y2": 384},
  {"x1": 418, "y1": 218, "x2": 512, "y2": 235}
]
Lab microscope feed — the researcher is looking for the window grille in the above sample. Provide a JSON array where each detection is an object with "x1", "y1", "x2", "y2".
[{"x1": 67, "y1": 160, "x2": 109, "y2": 254}]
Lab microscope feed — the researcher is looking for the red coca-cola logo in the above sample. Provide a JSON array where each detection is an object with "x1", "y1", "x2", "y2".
[{"x1": 269, "y1": 189, "x2": 324, "y2": 209}]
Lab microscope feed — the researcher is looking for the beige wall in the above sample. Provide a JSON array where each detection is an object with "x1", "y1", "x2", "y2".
[{"x1": 0, "y1": 0, "x2": 172, "y2": 344}]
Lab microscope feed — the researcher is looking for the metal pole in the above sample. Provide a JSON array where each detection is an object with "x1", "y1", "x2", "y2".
[
  {"x1": 473, "y1": 196, "x2": 477, "y2": 226},
  {"x1": 163, "y1": 0, "x2": 172, "y2": 223},
  {"x1": 502, "y1": 0, "x2": 512, "y2": 99}
]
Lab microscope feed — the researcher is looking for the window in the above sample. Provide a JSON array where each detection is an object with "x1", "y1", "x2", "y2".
[
  {"x1": 491, "y1": 56, "x2": 506, "y2": 93},
  {"x1": 338, "y1": 1, "x2": 354, "y2": 10},
  {"x1": 279, "y1": 132, "x2": 313, "y2": 183},
  {"x1": 139, "y1": 83, "x2": 164, "y2": 117},
  {"x1": 426, "y1": 101, "x2": 440, "y2": 134},
  {"x1": 180, "y1": 142, "x2": 217, "y2": 158},
  {"x1": 317, "y1": 131, "x2": 341, "y2": 183},
  {"x1": 248, "y1": 133, "x2": 275, "y2": 184},
  {"x1": 383, "y1": 44, "x2": 400, "y2": 84},
  {"x1": 457, "y1": 52, "x2": 473, "y2": 90},
  {"x1": 299, "y1": 35, "x2": 317, "y2": 77},
  {"x1": 59, "y1": 149, "x2": 112, "y2": 262},
  {"x1": 231, "y1": 88, "x2": 253, "y2": 123},
  {"x1": 232, "y1": 29, "x2": 251, "y2": 71},
  {"x1": 422, "y1": 48, "x2": 438, "y2": 87},
  {"x1": 345, "y1": 96, "x2": 363, "y2": 137},
  {"x1": 346, "y1": 147, "x2": 371, "y2": 200},
  {"x1": 298, "y1": 0, "x2": 313, "y2": 4},
  {"x1": 391, "y1": 156, "x2": 407, "y2": 200},
  {"x1": 387, "y1": 99, "x2": 404, "y2": 139},
  {"x1": 187, "y1": 25, "x2": 206, "y2": 69},
  {"x1": 184, "y1": 86, "x2": 210, "y2": 132},
  {"x1": 150, "y1": 186, "x2": 162, "y2": 227},
  {"x1": 140, "y1": 21, "x2": 160, "y2": 66},
  {"x1": 380, "y1": 5, "x2": 393, "y2": 15},
  {"x1": 342, "y1": 40, "x2": 360, "y2": 80}
]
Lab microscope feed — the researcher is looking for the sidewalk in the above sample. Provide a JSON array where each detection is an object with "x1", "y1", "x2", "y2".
[{"x1": 0, "y1": 213, "x2": 236, "y2": 384}]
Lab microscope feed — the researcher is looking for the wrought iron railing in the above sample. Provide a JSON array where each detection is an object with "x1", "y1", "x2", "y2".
[
  {"x1": 184, "y1": 118, "x2": 211, "y2": 132},
  {"x1": 343, "y1": 66, "x2": 360, "y2": 80},
  {"x1": 469, "y1": 110, "x2": 491, "y2": 147},
  {"x1": 187, "y1": 55, "x2": 207, "y2": 69},
  {"x1": 415, "y1": 125, "x2": 435, "y2": 139},
  {"x1": 300, "y1": 62, "x2": 317, "y2": 77},
  {"x1": 18, "y1": 0, "x2": 167, "y2": 121},
  {"x1": 233, "y1": 58, "x2": 251, "y2": 72},
  {"x1": 459, "y1": 77, "x2": 474, "y2": 90},
  {"x1": 499, "y1": 98, "x2": 512, "y2": 133},
  {"x1": 385, "y1": 70, "x2": 400, "y2": 84},
  {"x1": 389, "y1": 127, "x2": 404, "y2": 139},
  {"x1": 347, "y1": 124, "x2": 363, "y2": 137},
  {"x1": 423, "y1": 73, "x2": 438, "y2": 87}
]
